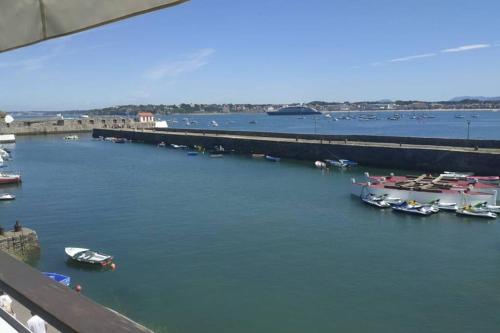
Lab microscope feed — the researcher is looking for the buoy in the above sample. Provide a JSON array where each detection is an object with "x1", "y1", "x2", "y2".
[
  {"x1": 75, "y1": 284, "x2": 82, "y2": 293},
  {"x1": 110, "y1": 263, "x2": 116, "y2": 271}
]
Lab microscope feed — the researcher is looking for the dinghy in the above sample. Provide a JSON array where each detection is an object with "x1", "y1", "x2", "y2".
[
  {"x1": 0, "y1": 193, "x2": 15, "y2": 201},
  {"x1": 65, "y1": 247, "x2": 114, "y2": 265},
  {"x1": 42, "y1": 272, "x2": 71, "y2": 287}
]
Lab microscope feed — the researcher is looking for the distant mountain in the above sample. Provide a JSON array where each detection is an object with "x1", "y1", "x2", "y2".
[{"x1": 450, "y1": 96, "x2": 500, "y2": 102}]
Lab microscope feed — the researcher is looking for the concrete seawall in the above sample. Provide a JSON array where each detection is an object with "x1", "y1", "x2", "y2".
[
  {"x1": 93, "y1": 128, "x2": 500, "y2": 175},
  {"x1": 0, "y1": 117, "x2": 153, "y2": 136}
]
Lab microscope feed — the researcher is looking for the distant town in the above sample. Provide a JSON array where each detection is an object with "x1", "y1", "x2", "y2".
[
  {"x1": 84, "y1": 98, "x2": 500, "y2": 116},
  {"x1": 3, "y1": 97, "x2": 500, "y2": 117}
]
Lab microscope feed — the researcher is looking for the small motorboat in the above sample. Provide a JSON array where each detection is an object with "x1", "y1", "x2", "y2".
[
  {"x1": 362, "y1": 196, "x2": 391, "y2": 208},
  {"x1": 338, "y1": 159, "x2": 358, "y2": 167},
  {"x1": 0, "y1": 172, "x2": 21, "y2": 184},
  {"x1": 391, "y1": 202, "x2": 433, "y2": 215},
  {"x1": 325, "y1": 159, "x2": 347, "y2": 168},
  {"x1": 209, "y1": 153, "x2": 223, "y2": 158},
  {"x1": 251, "y1": 153, "x2": 265, "y2": 158},
  {"x1": 171, "y1": 144, "x2": 188, "y2": 149},
  {"x1": 265, "y1": 155, "x2": 281, "y2": 162},
  {"x1": 435, "y1": 201, "x2": 457, "y2": 212},
  {"x1": 210, "y1": 120, "x2": 219, "y2": 127},
  {"x1": 249, "y1": 120, "x2": 257, "y2": 124},
  {"x1": 0, "y1": 193, "x2": 15, "y2": 201},
  {"x1": 472, "y1": 202, "x2": 500, "y2": 213},
  {"x1": 456, "y1": 207, "x2": 497, "y2": 219},
  {"x1": 114, "y1": 138, "x2": 126, "y2": 144},
  {"x1": 187, "y1": 151, "x2": 198, "y2": 156},
  {"x1": 63, "y1": 135, "x2": 79, "y2": 140},
  {"x1": 157, "y1": 142, "x2": 166, "y2": 147},
  {"x1": 42, "y1": 272, "x2": 71, "y2": 287},
  {"x1": 314, "y1": 161, "x2": 327, "y2": 168},
  {"x1": 65, "y1": 247, "x2": 114, "y2": 265}
]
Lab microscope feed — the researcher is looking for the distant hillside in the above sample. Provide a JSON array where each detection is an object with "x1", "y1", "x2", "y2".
[{"x1": 450, "y1": 96, "x2": 500, "y2": 102}]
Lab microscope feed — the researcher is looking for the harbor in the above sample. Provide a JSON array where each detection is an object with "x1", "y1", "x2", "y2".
[{"x1": 3, "y1": 133, "x2": 500, "y2": 332}]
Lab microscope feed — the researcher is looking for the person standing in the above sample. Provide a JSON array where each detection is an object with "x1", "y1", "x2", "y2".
[{"x1": 27, "y1": 312, "x2": 48, "y2": 333}]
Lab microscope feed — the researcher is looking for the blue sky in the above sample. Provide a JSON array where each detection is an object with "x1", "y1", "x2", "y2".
[{"x1": 1, "y1": 0, "x2": 500, "y2": 111}]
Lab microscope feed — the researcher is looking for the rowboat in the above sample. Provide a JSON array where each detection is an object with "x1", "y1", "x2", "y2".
[
  {"x1": 65, "y1": 247, "x2": 114, "y2": 265},
  {"x1": 42, "y1": 272, "x2": 71, "y2": 287}
]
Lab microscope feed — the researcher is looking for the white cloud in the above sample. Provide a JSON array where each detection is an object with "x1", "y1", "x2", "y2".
[
  {"x1": 441, "y1": 44, "x2": 490, "y2": 53},
  {"x1": 388, "y1": 53, "x2": 436, "y2": 62},
  {"x1": 145, "y1": 48, "x2": 215, "y2": 80}
]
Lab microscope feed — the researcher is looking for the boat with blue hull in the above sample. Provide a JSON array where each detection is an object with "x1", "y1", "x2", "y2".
[{"x1": 42, "y1": 272, "x2": 71, "y2": 287}]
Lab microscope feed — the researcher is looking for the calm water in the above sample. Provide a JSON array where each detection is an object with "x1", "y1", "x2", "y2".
[
  {"x1": 162, "y1": 110, "x2": 500, "y2": 139},
  {"x1": 2, "y1": 134, "x2": 500, "y2": 333}
]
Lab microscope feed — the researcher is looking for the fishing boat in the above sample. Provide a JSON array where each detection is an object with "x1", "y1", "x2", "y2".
[
  {"x1": 0, "y1": 172, "x2": 21, "y2": 184},
  {"x1": 42, "y1": 272, "x2": 71, "y2": 287},
  {"x1": 391, "y1": 201, "x2": 433, "y2": 215},
  {"x1": 0, "y1": 193, "x2": 15, "y2": 200},
  {"x1": 65, "y1": 247, "x2": 114, "y2": 265},
  {"x1": 265, "y1": 155, "x2": 281, "y2": 162},
  {"x1": 456, "y1": 207, "x2": 497, "y2": 219}
]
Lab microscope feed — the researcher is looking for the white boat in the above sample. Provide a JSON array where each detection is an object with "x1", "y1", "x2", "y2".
[
  {"x1": 314, "y1": 161, "x2": 327, "y2": 168},
  {"x1": 456, "y1": 207, "x2": 497, "y2": 219},
  {"x1": 210, "y1": 120, "x2": 219, "y2": 127},
  {"x1": 471, "y1": 202, "x2": 500, "y2": 213},
  {"x1": 63, "y1": 135, "x2": 79, "y2": 140},
  {"x1": 434, "y1": 201, "x2": 458, "y2": 211},
  {"x1": 0, "y1": 148, "x2": 9, "y2": 158},
  {"x1": 171, "y1": 144, "x2": 188, "y2": 149},
  {"x1": 0, "y1": 193, "x2": 15, "y2": 200},
  {"x1": 391, "y1": 202, "x2": 433, "y2": 215},
  {"x1": 362, "y1": 196, "x2": 391, "y2": 208},
  {"x1": 0, "y1": 134, "x2": 15, "y2": 143},
  {"x1": 441, "y1": 171, "x2": 474, "y2": 180},
  {"x1": 65, "y1": 247, "x2": 114, "y2": 265}
]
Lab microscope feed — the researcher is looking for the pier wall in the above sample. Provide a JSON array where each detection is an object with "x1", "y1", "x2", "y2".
[
  {"x1": 93, "y1": 128, "x2": 500, "y2": 175},
  {"x1": 0, "y1": 117, "x2": 153, "y2": 136},
  {"x1": 0, "y1": 227, "x2": 39, "y2": 261}
]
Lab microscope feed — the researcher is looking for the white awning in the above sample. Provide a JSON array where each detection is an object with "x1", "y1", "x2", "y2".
[{"x1": 0, "y1": 0, "x2": 187, "y2": 53}]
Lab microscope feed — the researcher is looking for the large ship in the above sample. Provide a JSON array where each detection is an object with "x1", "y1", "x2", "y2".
[
  {"x1": 351, "y1": 172, "x2": 499, "y2": 205},
  {"x1": 267, "y1": 106, "x2": 322, "y2": 116}
]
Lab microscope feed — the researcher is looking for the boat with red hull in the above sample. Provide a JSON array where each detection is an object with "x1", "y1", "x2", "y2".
[{"x1": 0, "y1": 172, "x2": 21, "y2": 184}]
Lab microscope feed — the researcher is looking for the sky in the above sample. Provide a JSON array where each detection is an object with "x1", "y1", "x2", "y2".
[{"x1": 1, "y1": 0, "x2": 500, "y2": 111}]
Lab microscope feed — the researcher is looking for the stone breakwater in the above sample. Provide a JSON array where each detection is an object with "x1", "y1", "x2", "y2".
[
  {"x1": 0, "y1": 117, "x2": 154, "y2": 136},
  {"x1": 0, "y1": 225, "x2": 40, "y2": 261},
  {"x1": 93, "y1": 128, "x2": 500, "y2": 175}
]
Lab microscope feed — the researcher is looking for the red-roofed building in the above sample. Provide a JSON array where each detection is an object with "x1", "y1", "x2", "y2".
[{"x1": 137, "y1": 112, "x2": 155, "y2": 123}]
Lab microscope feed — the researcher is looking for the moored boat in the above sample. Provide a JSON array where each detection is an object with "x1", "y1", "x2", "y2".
[
  {"x1": 0, "y1": 193, "x2": 15, "y2": 200},
  {"x1": 65, "y1": 247, "x2": 114, "y2": 265},
  {"x1": 361, "y1": 195, "x2": 391, "y2": 208},
  {"x1": 63, "y1": 135, "x2": 79, "y2": 140},
  {"x1": 42, "y1": 272, "x2": 71, "y2": 287},
  {"x1": 391, "y1": 201, "x2": 433, "y2": 215},
  {"x1": 265, "y1": 155, "x2": 281, "y2": 162},
  {"x1": 456, "y1": 207, "x2": 497, "y2": 219},
  {"x1": 0, "y1": 172, "x2": 21, "y2": 184}
]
